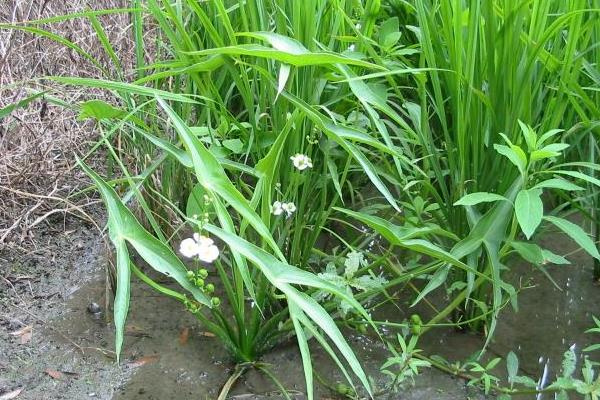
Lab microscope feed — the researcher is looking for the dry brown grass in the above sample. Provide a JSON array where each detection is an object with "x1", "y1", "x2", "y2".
[{"x1": 0, "y1": 0, "x2": 134, "y2": 247}]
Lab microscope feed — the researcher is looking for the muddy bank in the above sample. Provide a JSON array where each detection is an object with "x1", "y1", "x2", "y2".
[
  {"x1": 1, "y1": 214, "x2": 484, "y2": 399},
  {"x1": 2, "y1": 215, "x2": 599, "y2": 399},
  {"x1": 0, "y1": 213, "x2": 124, "y2": 399}
]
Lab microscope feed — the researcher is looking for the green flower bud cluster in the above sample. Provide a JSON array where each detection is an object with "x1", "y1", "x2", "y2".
[
  {"x1": 183, "y1": 297, "x2": 201, "y2": 314},
  {"x1": 186, "y1": 269, "x2": 214, "y2": 293},
  {"x1": 185, "y1": 269, "x2": 220, "y2": 307}
]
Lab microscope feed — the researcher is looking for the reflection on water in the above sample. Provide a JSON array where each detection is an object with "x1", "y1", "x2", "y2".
[{"x1": 412, "y1": 227, "x2": 600, "y2": 399}]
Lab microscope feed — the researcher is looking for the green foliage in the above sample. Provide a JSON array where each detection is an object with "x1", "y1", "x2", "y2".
[
  {"x1": 381, "y1": 334, "x2": 431, "y2": 391},
  {"x1": 7, "y1": 0, "x2": 600, "y2": 396}
]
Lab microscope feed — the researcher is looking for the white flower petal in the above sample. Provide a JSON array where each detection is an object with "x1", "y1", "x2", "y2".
[
  {"x1": 271, "y1": 201, "x2": 284, "y2": 215},
  {"x1": 198, "y1": 244, "x2": 219, "y2": 263},
  {"x1": 196, "y1": 235, "x2": 214, "y2": 247},
  {"x1": 290, "y1": 154, "x2": 313, "y2": 170},
  {"x1": 282, "y1": 202, "x2": 296, "y2": 215},
  {"x1": 180, "y1": 238, "x2": 200, "y2": 258}
]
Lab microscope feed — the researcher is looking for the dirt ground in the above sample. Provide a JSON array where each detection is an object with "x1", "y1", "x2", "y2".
[
  {"x1": 0, "y1": 0, "x2": 133, "y2": 248},
  {"x1": 0, "y1": 1, "x2": 128, "y2": 398}
]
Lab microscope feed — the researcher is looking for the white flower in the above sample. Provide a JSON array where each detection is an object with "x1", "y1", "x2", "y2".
[
  {"x1": 348, "y1": 44, "x2": 356, "y2": 52},
  {"x1": 282, "y1": 202, "x2": 296, "y2": 216},
  {"x1": 271, "y1": 201, "x2": 284, "y2": 216},
  {"x1": 179, "y1": 233, "x2": 219, "y2": 263},
  {"x1": 290, "y1": 154, "x2": 313, "y2": 170},
  {"x1": 272, "y1": 201, "x2": 296, "y2": 217},
  {"x1": 180, "y1": 238, "x2": 200, "y2": 258},
  {"x1": 197, "y1": 241, "x2": 220, "y2": 263}
]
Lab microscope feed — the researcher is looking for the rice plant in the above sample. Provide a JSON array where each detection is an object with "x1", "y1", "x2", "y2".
[{"x1": 337, "y1": 0, "x2": 600, "y2": 337}]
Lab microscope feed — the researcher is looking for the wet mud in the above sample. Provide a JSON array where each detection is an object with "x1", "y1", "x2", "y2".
[{"x1": 1, "y1": 215, "x2": 598, "y2": 399}]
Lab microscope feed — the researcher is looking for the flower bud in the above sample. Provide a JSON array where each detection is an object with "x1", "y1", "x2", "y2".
[
  {"x1": 198, "y1": 268, "x2": 208, "y2": 279},
  {"x1": 205, "y1": 283, "x2": 215, "y2": 293},
  {"x1": 195, "y1": 278, "x2": 205, "y2": 287},
  {"x1": 211, "y1": 297, "x2": 221, "y2": 307}
]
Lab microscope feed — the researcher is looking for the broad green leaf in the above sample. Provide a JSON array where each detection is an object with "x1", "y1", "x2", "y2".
[
  {"x1": 139, "y1": 131, "x2": 192, "y2": 167},
  {"x1": 518, "y1": 120, "x2": 536, "y2": 151},
  {"x1": 454, "y1": 192, "x2": 508, "y2": 206},
  {"x1": 78, "y1": 99, "x2": 125, "y2": 121},
  {"x1": 411, "y1": 265, "x2": 450, "y2": 306},
  {"x1": 583, "y1": 344, "x2": 600, "y2": 352},
  {"x1": 552, "y1": 170, "x2": 600, "y2": 188},
  {"x1": 544, "y1": 216, "x2": 600, "y2": 260},
  {"x1": 538, "y1": 128, "x2": 564, "y2": 146},
  {"x1": 289, "y1": 304, "x2": 314, "y2": 400},
  {"x1": 240, "y1": 31, "x2": 309, "y2": 54},
  {"x1": 379, "y1": 17, "x2": 401, "y2": 48},
  {"x1": 291, "y1": 305, "x2": 357, "y2": 396},
  {"x1": 541, "y1": 143, "x2": 570, "y2": 153},
  {"x1": 333, "y1": 208, "x2": 451, "y2": 244},
  {"x1": 533, "y1": 178, "x2": 584, "y2": 191},
  {"x1": 222, "y1": 138, "x2": 244, "y2": 154},
  {"x1": 494, "y1": 144, "x2": 526, "y2": 176},
  {"x1": 112, "y1": 239, "x2": 130, "y2": 361},
  {"x1": 187, "y1": 44, "x2": 382, "y2": 69},
  {"x1": 51, "y1": 76, "x2": 196, "y2": 103},
  {"x1": 511, "y1": 241, "x2": 544, "y2": 265},
  {"x1": 515, "y1": 189, "x2": 543, "y2": 239},
  {"x1": 530, "y1": 149, "x2": 560, "y2": 161},
  {"x1": 530, "y1": 143, "x2": 569, "y2": 161},
  {"x1": 541, "y1": 249, "x2": 570, "y2": 265},
  {"x1": 507, "y1": 351, "x2": 519, "y2": 384},
  {"x1": 276, "y1": 63, "x2": 291, "y2": 100}
]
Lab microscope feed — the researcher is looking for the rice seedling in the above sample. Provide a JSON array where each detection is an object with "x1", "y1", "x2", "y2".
[{"x1": 337, "y1": 0, "x2": 600, "y2": 338}]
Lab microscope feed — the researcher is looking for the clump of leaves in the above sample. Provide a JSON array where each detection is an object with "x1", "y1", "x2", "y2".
[
  {"x1": 315, "y1": 250, "x2": 387, "y2": 315},
  {"x1": 381, "y1": 333, "x2": 431, "y2": 391},
  {"x1": 464, "y1": 358, "x2": 502, "y2": 394}
]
